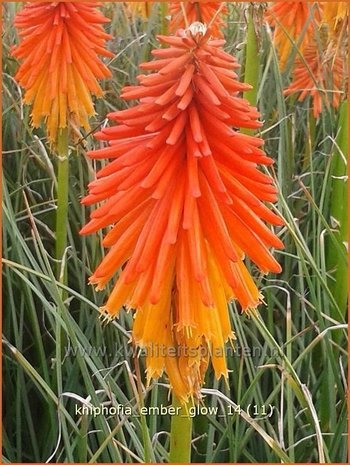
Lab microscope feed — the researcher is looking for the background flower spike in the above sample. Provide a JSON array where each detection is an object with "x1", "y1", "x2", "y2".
[{"x1": 12, "y1": 1, "x2": 113, "y2": 145}]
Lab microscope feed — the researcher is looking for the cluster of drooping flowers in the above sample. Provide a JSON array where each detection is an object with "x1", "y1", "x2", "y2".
[
  {"x1": 265, "y1": 1, "x2": 347, "y2": 118},
  {"x1": 12, "y1": 2, "x2": 112, "y2": 144},
  {"x1": 81, "y1": 21, "x2": 284, "y2": 400}
]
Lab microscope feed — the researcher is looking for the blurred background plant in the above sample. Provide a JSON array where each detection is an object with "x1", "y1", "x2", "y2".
[{"x1": 2, "y1": 1, "x2": 348, "y2": 463}]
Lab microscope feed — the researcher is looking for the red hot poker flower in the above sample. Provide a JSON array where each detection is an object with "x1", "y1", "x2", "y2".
[
  {"x1": 265, "y1": 2, "x2": 321, "y2": 70},
  {"x1": 284, "y1": 40, "x2": 344, "y2": 118},
  {"x1": 12, "y1": 2, "x2": 113, "y2": 144},
  {"x1": 81, "y1": 25, "x2": 284, "y2": 401}
]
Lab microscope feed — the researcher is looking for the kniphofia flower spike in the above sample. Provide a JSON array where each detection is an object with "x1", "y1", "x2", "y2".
[
  {"x1": 12, "y1": 2, "x2": 113, "y2": 144},
  {"x1": 265, "y1": 2, "x2": 321, "y2": 70},
  {"x1": 81, "y1": 24, "x2": 284, "y2": 401},
  {"x1": 284, "y1": 39, "x2": 344, "y2": 118}
]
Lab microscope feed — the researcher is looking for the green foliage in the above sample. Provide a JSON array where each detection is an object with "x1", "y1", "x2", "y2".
[{"x1": 2, "y1": 3, "x2": 347, "y2": 463}]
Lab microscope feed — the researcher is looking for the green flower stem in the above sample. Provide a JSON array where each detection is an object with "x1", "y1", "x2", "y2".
[
  {"x1": 55, "y1": 128, "x2": 69, "y2": 282},
  {"x1": 160, "y1": 1, "x2": 168, "y2": 35},
  {"x1": 54, "y1": 128, "x2": 70, "y2": 455},
  {"x1": 169, "y1": 394, "x2": 192, "y2": 463},
  {"x1": 242, "y1": 6, "x2": 259, "y2": 136},
  {"x1": 326, "y1": 100, "x2": 348, "y2": 319},
  {"x1": 55, "y1": 129, "x2": 69, "y2": 371}
]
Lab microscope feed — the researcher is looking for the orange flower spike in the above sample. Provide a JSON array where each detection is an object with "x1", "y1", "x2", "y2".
[
  {"x1": 284, "y1": 40, "x2": 345, "y2": 118},
  {"x1": 322, "y1": 1, "x2": 348, "y2": 32},
  {"x1": 265, "y1": 2, "x2": 321, "y2": 70},
  {"x1": 81, "y1": 25, "x2": 284, "y2": 401},
  {"x1": 169, "y1": 1, "x2": 228, "y2": 38},
  {"x1": 12, "y1": 2, "x2": 113, "y2": 144}
]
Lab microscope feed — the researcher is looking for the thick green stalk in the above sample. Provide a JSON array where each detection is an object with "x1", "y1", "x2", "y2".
[
  {"x1": 55, "y1": 128, "x2": 69, "y2": 281},
  {"x1": 242, "y1": 6, "x2": 259, "y2": 131},
  {"x1": 53, "y1": 129, "x2": 71, "y2": 457},
  {"x1": 326, "y1": 101, "x2": 348, "y2": 319},
  {"x1": 322, "y1": 102, "x2": 348, "y2": 433},
  {"x1": 169, "y1": 395, "x2": 192, "y2": 463},
  {"x1": 54, "y1": 129, "x2": 69, "y2": 417},
  {"x1": 160, "y1": 1, "x2": 168, "y2": 35},
  {"x1": 285, "y1": 301, "x2": 295, "y2": 462}
]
